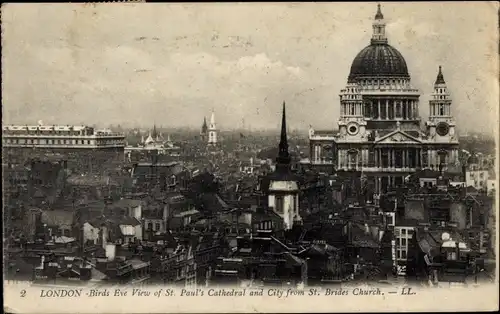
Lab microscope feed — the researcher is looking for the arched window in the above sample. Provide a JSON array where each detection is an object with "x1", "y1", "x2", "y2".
[{"x1": 439, "y1": 104, "x2": 445, "y2": 116}]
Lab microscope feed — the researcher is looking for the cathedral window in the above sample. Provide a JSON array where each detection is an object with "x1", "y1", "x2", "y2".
[
  {"x1": 381, "y1": 150, "x2": 389, "y2": 168},
  {"x1": 438, "y1": 152, "x2": 447, "y2": 166},
  {"x1": 368, "y1": 150, "x2": 375, "y2": 167},
  {"x1": 388, "y1": 102, "x2": 394, "y2": 119},
  {"x1": 439, "y1": 104, "x2": 445, "y2": 115},
  {"x1": 396, "y1": 102, "x2": 402, "y2": 118},
  {"x1": 348, "y1": 151, "x2": 358, "y2": 170}
]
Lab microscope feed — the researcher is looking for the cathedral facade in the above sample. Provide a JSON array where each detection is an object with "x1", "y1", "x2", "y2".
[{"x1": 307, "y1": 4, "x2": 459, "y2": 193}]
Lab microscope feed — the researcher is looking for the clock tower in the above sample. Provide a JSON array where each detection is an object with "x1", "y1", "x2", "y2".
[{"x1": 426, "y1": 66, "x2": 456, "y2": 142}]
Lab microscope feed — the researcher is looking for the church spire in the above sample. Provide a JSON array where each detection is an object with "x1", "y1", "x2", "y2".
[
  {"x1": 435, "y1": 65, "x2": 446, "y2": 85},
  {"x1": 201, "y1": 117, "x2": 208, "y2": 134},
  {"x1": 152, "y1": 123, "x2": 158, "y2": 139},
  {"x1": 276, "y1": 101, "x2": 291, "y2": 170},
  {"x1": 209, "y1": 110, "x2": 216, "y2": 130},
  {"x1": 371, "y1": 3, "x2": 388, "y2": 44}
]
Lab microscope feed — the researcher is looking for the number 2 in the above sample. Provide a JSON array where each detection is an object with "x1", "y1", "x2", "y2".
[{"x1": 20, "y1": 289, "x2": 26, "y2": 297}]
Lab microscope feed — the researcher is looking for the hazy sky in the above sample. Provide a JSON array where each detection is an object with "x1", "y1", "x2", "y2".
[{"x1": 2, "y1": 2, "x2": 498, "y2": 133}]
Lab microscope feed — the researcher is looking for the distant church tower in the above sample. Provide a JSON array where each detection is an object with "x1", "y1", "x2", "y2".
[
  {"x1": 201, "y1": 117, "x2": 208, "y2": 141},
  {"x1": 425, "y1": 66, "x2": 459, "y2": 167},
  {"x1": 208, "y1": 110, "x2": 218, "y2": 146},
  {"x1": 267, "y1": 102, "x2": 301, "y2": 230}
]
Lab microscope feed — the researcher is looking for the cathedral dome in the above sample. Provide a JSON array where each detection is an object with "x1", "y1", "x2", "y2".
[{"x1": 348, "y1": 43, "x2": 409, "y2": 82}]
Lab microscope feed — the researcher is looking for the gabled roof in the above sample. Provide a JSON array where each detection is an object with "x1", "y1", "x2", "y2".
[
  {"x1": 118, "y1": 216, "x2": 141, "y2": 226},
  {"x1": 375, "y1": 129, "x2": 422, "y2": 144}
]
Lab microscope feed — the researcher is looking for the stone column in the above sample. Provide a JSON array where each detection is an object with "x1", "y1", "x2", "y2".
[
  {"x1": 417, "y1": 148, "x2": 421, "y2": 168},
  {"x1": 387, "y1": 148, "x2": 392, "y2": 168},
  {"x1": 415, "y1": 148, "x2": 419, "y2": 168},
  {"x1": 427, "y1": 149, "x2": 432, "y2": 168},
  {"x1": 387, "y1": 148, "x2": 390, "y2": 168},
  {"x1": 337, "y1": 149, "x2": 341, "y2": 169},
  {"x1": 386, "y1": 100, "x2": 389, "y2": 120},
  {"x1": 379, "y1": 149, "x2": 381, "y2": 168}
]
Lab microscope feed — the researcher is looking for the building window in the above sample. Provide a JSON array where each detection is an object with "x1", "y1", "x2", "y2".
[
  {"x1": 275, "y1": 196, "x2": 284, "y2": 214},
  {"x1": 447, "y1": 252, "x2": 457, "y2": 261},
  {"x1": 348, "y1": 151, "x2": 358, "y2": 170},
  {"x1": 155, "y1": 222, "x2": 161, "y2": 231},
  {"x1": 401, "y1": 238, "x2": 407, "y2": 246},
  {"x1": 396, "y1": 102, "x2": 402, "y2": 117},
  {"x1": 401, "y1": 250, "x2": 407, "y2": 259}
]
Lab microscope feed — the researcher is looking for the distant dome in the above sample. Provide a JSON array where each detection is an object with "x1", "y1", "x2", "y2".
[
  {"x1": 467, "y1": 154, "x2": 479, "y2": 165},
  {"x1": 348, "y1": 43, "x2": 409, "y2": 82}
]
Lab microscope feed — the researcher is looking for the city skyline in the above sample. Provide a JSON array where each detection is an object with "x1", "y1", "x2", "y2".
[{"x1": 2, "y1": 2, "x2": 498, "y2": 133}]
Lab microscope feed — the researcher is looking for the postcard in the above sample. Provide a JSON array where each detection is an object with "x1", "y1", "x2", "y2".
[{"x1": 2, "y1": 2, "x2": 499, "y2": 313}]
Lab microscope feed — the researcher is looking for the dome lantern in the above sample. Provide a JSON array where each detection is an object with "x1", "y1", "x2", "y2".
[{"x1": 371, "y1": 3, "x2": 388, "y2": 45}]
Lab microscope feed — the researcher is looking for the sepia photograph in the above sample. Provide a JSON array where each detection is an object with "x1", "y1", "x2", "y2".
[{"x1": 2, "y1": 2, "x2": 499, "y2": 313}]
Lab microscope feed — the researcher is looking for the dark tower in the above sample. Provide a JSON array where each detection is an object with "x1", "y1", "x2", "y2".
[
  {"x1": 275, "y1": 101, "x2": 291, "y2": 174},
  {"x1": 152, "y1": 124, "x2": 157, "y2": 138},
  {"x1": 201, "y1": 117, "x2": 208, "y2": 140}
]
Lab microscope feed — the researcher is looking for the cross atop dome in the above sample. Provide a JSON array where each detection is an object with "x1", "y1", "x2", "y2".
[{"x1": 435, "y1": 65, "x2": 446, "y2": 85}]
